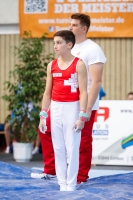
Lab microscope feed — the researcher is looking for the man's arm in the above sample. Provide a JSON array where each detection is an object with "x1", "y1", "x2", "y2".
[
  {"x1": 77, "y1": 60, "x2": 88, "y2": 111},
  {"x1": 41, "y1": 63, "x2": 53, "y2": 110},
  {"x1": 87, "y1": 62, "x2": 103, "y2": 117}
]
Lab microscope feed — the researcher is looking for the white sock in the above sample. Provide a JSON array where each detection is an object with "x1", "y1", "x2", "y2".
[
  {"x1": 32, "y1": 147, "x2": 39, "y2": 154},
  {"x1": 67, "y1": 186, "x2": 76, "y2": 191},
  {"x1": 5, "y1": 146, "x2": 10, "y2": 154},
  {"x1": 60, "y1": 186, "x2": 67, "y2": 191}
]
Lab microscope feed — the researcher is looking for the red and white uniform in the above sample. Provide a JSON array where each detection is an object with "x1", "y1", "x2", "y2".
[
  {"x1": 50, "y1": 57, "x2": 81, "y2": 191},
  {"x1": 51, "y1": 57, "x2": 79, "y2": 102},
  {"x1": 38, "y1": 39, "x2": 106, "y2": 184}
]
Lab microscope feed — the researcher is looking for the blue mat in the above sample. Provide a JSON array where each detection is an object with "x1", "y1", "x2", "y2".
[{"x1": 0, "y1": 162, "x2": 133, "y2": 200}]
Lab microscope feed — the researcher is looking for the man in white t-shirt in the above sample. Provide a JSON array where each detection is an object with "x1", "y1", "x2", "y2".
[
  {"x1": 31, "y1": 13, "x2": 106, "y2": 184},
  {"x1": 69, "y1": 13, "x2": 106, "y2": 184}
]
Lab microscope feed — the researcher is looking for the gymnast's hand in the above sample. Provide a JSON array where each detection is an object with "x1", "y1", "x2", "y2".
[
  {"x1": 39, "y1": 117, "x2": 47, "y2": 134},
  {"x1": 73, "y1": 120, "x2": 85, "y2": 133}
]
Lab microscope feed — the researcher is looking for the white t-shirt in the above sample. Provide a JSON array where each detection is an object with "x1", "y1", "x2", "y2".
[{"x1": 71, "y1": 39, "x2": 106, "y2": 110}]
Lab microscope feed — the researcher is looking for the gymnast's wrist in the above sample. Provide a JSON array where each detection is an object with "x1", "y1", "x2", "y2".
[
  {"x1": 78, "y1": 110, "x2": 88, "y2": 122},
  {"x1": 39, "y1": 108, "x2": 48, "y2": 118}
]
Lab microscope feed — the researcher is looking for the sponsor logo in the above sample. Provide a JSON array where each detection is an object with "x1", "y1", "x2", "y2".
[
  {"x1": 53, "y1": 73, "x2": 62, "y2": 77},
  {"x1": 93, "y1": 107, "x2": 109, "y2": 136},
  {"x1": 49, "y1": 26, "x2": 54, "y2": 32},
  {"x1": 93, "y1": 130, "x2": 109, "y2": 135},
  {"x1": 94, "y1": 107, "x2": 109, "y2": 122},
  {"x1": 93, "y1": 156, "x2": 124, "y2": 160}
]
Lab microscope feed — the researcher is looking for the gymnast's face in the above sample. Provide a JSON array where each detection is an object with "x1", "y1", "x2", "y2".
[
  {"x1": 53, "y1": 36, "x2": 72, "y2": 57},
  {"x1": 127, "y1": 94, "x2": 133, "y2": 100}
]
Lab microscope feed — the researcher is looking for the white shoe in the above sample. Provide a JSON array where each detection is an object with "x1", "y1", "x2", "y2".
[
  {"x1": 31, "y1": 172, "x2": 56, "y2": 180},
  {"x1": 32, "y1": 147, "x2": 39, "y2": 155},
  {"x1": 60, "y1": 186, "x2": 67, "y2": 191},
  {"x1": 5, "y1": 146, "x2": 10, "y2": 154},
  {"x1": 67, "y1": 186, "x2": 76, "y2": 191}
]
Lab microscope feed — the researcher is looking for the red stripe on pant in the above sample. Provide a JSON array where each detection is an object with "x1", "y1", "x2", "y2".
[{"x1": 39, "y1": 110, "x2": 96, "y2": 181}]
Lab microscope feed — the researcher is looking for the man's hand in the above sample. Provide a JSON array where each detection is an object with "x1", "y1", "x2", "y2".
[
  {"x1": 73, "y1": 120, "x2": 85, "y2": 133},
  {"x1": 39, "y1": 118, "x2": 47, "y2": 134}
]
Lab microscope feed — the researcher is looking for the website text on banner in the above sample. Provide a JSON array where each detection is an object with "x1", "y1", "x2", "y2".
[
  {"x1": 92, "y1": 100, "x2": 133, "y2": 166},
  {"x1": 19, "y1": 0, "x2": 133, "y2": 38}
]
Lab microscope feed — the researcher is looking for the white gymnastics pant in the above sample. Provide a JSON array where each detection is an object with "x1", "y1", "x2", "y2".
[{"x1": 51, "y1": 100, "x2": 81, "y2": 190}]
